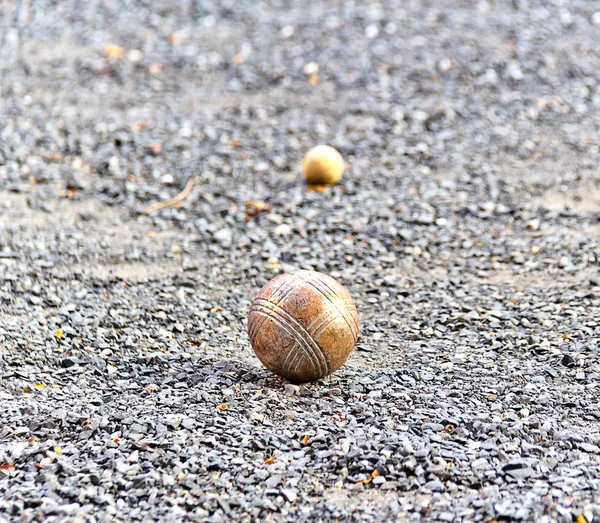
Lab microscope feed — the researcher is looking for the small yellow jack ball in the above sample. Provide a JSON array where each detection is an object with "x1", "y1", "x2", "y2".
[{"x1": 302, "y1": 145, "x2": 345, "y2": 185}]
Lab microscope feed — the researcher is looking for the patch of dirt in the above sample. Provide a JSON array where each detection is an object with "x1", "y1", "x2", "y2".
[
  {"x1": 536, "y1": 186, "x2": 600, "y2": 213},
  {"x1": 72, "y1": 261, "x2": 176, "y2": 282}
]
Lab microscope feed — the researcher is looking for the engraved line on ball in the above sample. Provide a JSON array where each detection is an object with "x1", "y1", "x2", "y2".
[
  {"x1": 304, "y1": 307, "x2": 340, "y2": 342},
  {"x1": 313, "y1": 277, "x2": 359, "y2": 340},
  {"x1": 248, "y1": 275, "x2": 302, "y2": 344},
  {"x1": 305, "y1": 307, "x2": 332, "y2": 332},
  {"x1": 252, "y1": 310, "x2": 316, "y2": 378},
  {"x1": 250, "y1": 308, "x2": 321, "y2": 376},
  {"x1": 277, "y1": 337, "x2": 305, "y2": 378},
  {"x1": 344, "y1": 299, "x2": 360, "y2": 325},
  {"x1": 252, "y1": 299, "x2": 330, "y2": 377},
  {"x1": 249, "y1": 308, "x2": 323, "y2": 378},
  {"x1": 279, "y1": 314, "x2": 332, "y2": 379},
  {"x1": 343, "y1": 298, "x2": 359, "y2": 326},
  {"x1": 281, "y1": 335, "x2": 316, "y2": 379},
  {"x1": 247, "y1": 277, "x2": 294, "y2": 345},
  {"x1": 248, "y1": 277, "x2": 301, "y2": 347},
  {"x1": 296, "y1": 274, "x2": 359, "y2": 341},
  {"x1": 298, "y1": 273, "x2": 359, "y2": 340},
  {"x1": 248, "y1": 290, "x2": 308, "y2": 343},
  {"x1": 251, "y1": 300, "x2": 328, "y2": 376},
  {"x1": 282, "y1": 342, "x2": 307, "y2": 378},
  {"x1": 312, "y1": 311, "x2": 345, "y2": 344},
  {"x1": 251, "y1": 299, "x2": 329, "y2": 376},
  {"x1": 305, "y1": 275, "x2": 358, "y2": 337},
  {"x1": 247, "y1": 276, "x2": 288, "y2": 341},
  {"x1": 294, "y1": 273, "x2": 359, "y2": 346}
]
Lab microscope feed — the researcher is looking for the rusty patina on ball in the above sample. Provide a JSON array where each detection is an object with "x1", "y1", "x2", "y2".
[{"x1": 248, "y1": 270, "x2": 359, "y2": 383}]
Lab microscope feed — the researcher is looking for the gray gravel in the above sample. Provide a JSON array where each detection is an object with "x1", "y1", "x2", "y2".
[{"x1": 2, "y1": 1, "x2": 600, "y2": 521}]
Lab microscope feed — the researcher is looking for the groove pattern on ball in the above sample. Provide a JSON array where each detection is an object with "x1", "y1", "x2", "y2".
[{"x1": 248, "y1": 270, "x2": 359, "y2": 382}]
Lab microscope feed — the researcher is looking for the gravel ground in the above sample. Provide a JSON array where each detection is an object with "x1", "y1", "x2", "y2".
[{"x1": 2, "y1": 1, "x2": 600, "y2": 521}]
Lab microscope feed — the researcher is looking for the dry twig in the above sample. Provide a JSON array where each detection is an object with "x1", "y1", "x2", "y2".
[{"x1": 142, "y1": 176, "x2": 198, "y2": 215}]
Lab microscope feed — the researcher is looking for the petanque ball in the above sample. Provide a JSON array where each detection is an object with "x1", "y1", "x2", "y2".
[
  {"x1": 248, "y1": 270, "x2": 359, "y2": 383},
  {"x1": 302, "y1": 145, "x2": 345, "y2": 185}
]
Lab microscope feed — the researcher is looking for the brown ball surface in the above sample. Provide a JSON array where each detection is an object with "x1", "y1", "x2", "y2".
[
  {"x1": 248, "y1": 270, "x2": 359, "y2": 383},
  {"x1": 302, "y1": 145, "x2": 345, "y2": 185}
]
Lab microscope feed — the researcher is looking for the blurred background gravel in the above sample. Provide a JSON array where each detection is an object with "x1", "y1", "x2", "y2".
[{"x1": 1, "y1": 1, "x2": 600, "y2": 521}]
